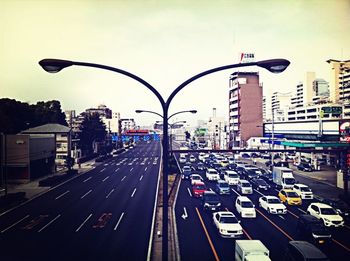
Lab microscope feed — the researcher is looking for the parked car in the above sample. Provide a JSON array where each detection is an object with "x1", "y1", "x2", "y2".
[
  {"x1": 215, "y1": 180, "x2": 231, "y2": 195},
  {"x1": 213, "y1": 211, "x2": 243, "y2": 238},
  {"x1": 278, "y1": 189, "x2": 302, "y2": 206},
  {"x1": 202, "y1": 191, "x2": 222, "y2": 211},
  {"x1": 297, "y1": 215, "x2": 332, "y2": 245},
  {"x1": 237, "y1": 180, "x2": 253, "y2": 194},
  {"x1": 297, "y1": 163, "x2": 313, "y2": 172},
  {"x1": 192, "y1": 181, "x2": 207, "y2": 198},
  {"x1": 235, "y1": 196, "x2": 256, "y2": 218},
  {"x1": 307, "y1": 203, "x2": 344, "y2": 227},
  {"x1": 293, "y1": 184, "x2": 314, "y2": 200},
  {"x1": 259, "y1": 196, "x2": 287, "y2": 214},
  {"x1": 250, "y1": 178, "x2": 271, "y2": 191},
  {"x1": 190, "y1": 174, "x2": 203, "y2": 185}
]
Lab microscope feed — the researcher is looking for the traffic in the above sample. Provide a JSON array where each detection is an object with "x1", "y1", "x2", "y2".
[{"x1": 175, "y1": 149, "x2": 350, "y2": 260}]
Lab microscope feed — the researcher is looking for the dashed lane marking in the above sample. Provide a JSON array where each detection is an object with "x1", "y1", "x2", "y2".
[
  {"x1": 76, "y1": 213, "x2": 92, "y2": 232},
  {"x1": 187, "y1": 188, "x2": 192, "y2": 197},
  {"x1": 102, "y1": 176, "x2": 110, "y2": 182},
  {"x1": 332, "y1": 238, "x2": 350, "y2": 252},
  {"x1": 121, "y1": 176, "x2": 126, "y2": 181},
  {"x1": 55, "y1": 190, "x2": 70, "y2": 200},
  {"x1": 38, "y1": 214, "x2": 61, "y2": 233},
  {"x1": 131, "y1": 188, "x2": 137, "y2": 198},
  {"x1": 1, "y1": 215, "x2": 30, "y2": 233},
  {"x1": 231, "y1": 188, "x2": 241, "y2": 196},
  {"x1": 140, "y1": 175, "x2": 143, "y2": 181},
  {"x1": 81, "y1": 189, "x2": 92, "y2": 199},
  {"x1": 298, "y1": 208, "x2": 306, "y2": 214},
  {"x1": 287, "y1": 210, "x2": 300, "y2": 219},
  {"x1": 100, "y1": 168, "x2": 106, "y2": 173},
  {"x1": 83, "y1": 177, "x2": 92, "y2": 183},
  {"x1": 114, "y1": 212, "x2": 125, "y2": 231},
  {"x1": 106, "y1": 188, "x2": 115, "y2": 199}
]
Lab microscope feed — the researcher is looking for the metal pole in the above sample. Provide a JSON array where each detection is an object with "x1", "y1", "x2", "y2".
[
  {"x1": 271, "y1": 108, "x2": 275, "y2": 168},
  {"x1": 162, "y1": 108, "x2": 169, "y2": 261}
]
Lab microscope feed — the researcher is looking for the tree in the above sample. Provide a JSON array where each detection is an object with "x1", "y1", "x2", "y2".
[{"x1": 79, "y1": 113, "x2": 107, "y2": 155}]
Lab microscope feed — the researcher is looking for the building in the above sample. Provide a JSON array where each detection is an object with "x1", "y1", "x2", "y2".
[
  {"x1": 229, "y1": 71, "x2": 263, "y2": 148},
  {"x1": 286, "y1": 103, "x2": 342, "y2": 121},
  {"x1": 271, "y1": 92, "x2": 292, "y2": 122},
  {"x1": 120, "y1": 118, "x2": 136, "y2": 132},
  {"x1": 22, "y1": 124, "x2": 72, "y2": 170},
  {"x1": 85, "y1": 104, "x2": 112, "y2": 119},
  {"x1": 103, "y1": 112, "x2": 121, "y2": 134},
  {"x1": 207, "y1": 108, "x2": 228, "y2": 149},
  {"x1": 1, "y1": 134, "x2": 55, "y2": 181}
]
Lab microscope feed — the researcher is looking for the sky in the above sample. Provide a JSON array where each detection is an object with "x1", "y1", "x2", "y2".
[{"x1": 1, "y1": 0, "x2": 349, "y2": 127}]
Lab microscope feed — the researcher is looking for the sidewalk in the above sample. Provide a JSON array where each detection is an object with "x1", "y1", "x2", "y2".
[{"x1": 0, "y1": 160, "x2": 95, "y2": 214}]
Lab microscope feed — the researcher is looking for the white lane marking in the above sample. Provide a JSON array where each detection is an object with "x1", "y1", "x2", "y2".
[
  {"x1": 278, "y1": 215, "x2": 285, "y2": 220},
  {"x1": 254, "y1": 189, "x2": 265, "y2": 197},
  {"x1": 140, "y1": 175, "x2": 143, "y2": 181},
  {"x1": 1, "y1": 215, "x2": 30, "y2": 233},
  {"x1": 145, "y1": 167, "x2": 148, "y2": 171},
  {"x1": 114, "y1": 212, "x2": 125, "y2": 231},
  {"x1": 76, "y1": 213, "x2": 92, "y2": 232},
  {"x1": 121, "y1": 176, "x2": 126, "y2": 181},
  {"x1": 83, "y1": 177, "x2": 92, "y2": 183},
  {"x1": 81, "y1": 189, "x2": 92, "y2": 199},
  {"x1": 130, "y1": 168, "x2": 133, "y2": 172},
  {"x1": 209, "y1": 188, "x2": 214, "y2": 192},
  {"x1": 128, "y1": 163, "x2": 132, "y2": 166},
  {"x1": 298, "y1": 208, "x2": 307, "y2": 214},
  {"x1": 55, "y1": 190, "x2": 70, "y2": 200},
  {"x1": 115, "y1": 168, "x2": 119, "y2": 172},
  {"x1": 181, "y1": 207, "x2": 188, "y2": 219},
  {"x1": 274, "y1": 189, "x2": 280, "y2": 193},
  {"x1": 38, "y1": 214, "x2": 61, "y2": 233},
  {"x1": 231, "y1": 188, "x2": 241, "y2": 196},
  {"x1": 106, "y1": 188, "x2": 115, "y2": 199},
  {"x1": 102, "y1": 176, "x2": 110, "y2": 182},
  {"x1": 131, "y1": 188, "x2": 137, "y2": 197},
  {"x1": 187, "y1": 188, "x2": 192, "y2": 197},
  {"x1": 100, "y1": 168, "x2": 106, "y2": 173}
]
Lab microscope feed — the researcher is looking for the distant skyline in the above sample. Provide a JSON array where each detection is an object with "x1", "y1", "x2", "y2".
[{"x1": 1, "y1": 0, "x2": 349, "y2": 126}]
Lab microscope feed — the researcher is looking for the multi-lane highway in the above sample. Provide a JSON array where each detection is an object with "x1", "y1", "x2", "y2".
[
  {"x1": 0, "y1": 140, "x2": 161, "y2": 261},
  {"x1": 175, "y1": 153, "x2": 350, "y2": 261}
]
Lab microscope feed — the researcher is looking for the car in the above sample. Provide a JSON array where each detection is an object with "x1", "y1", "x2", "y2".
[
  {"x1": 189, "y1": 155, "x2": 196, "y2": 163},
  {"x1": 196, "y1": 162, "x2": 206, "y2": 171},
  {"x1": 259, "y1": 168, "x2": 273, "y2": 182},
  {"x1": 182, "y1": 166, "x2": 192, "y2": 180},
  {"x1": 237, "y1": 180, "x2": 253, "y2": 194},
  {"x1": 307, "y1": 202, "x2": 344, "y2": 227},
  {"x1": 297, "y1": 215, "x2": 332, "y2": 245},
  {"x1": 179, "y1": 156, "x2": 186, "y2": 164},
  {"x1": 205, "y1": 168, "x2": 220, "y2": 181},
  {"x1": 250, "y1": 178, "x2": 271, "y2": 191},
  {"x1": 220, "y1": 159, "x2": 229, "y2": 167},
  {"x1": 202, "y1": 191, "x2": 222, "y2": 211},
  {"x1": 190, "y1": 174, "x2": 203, "y2": 185},
  {"x1": 278, "y1": 189, "x2": 302, "y2": 205},
  {"x1": 223, "y1": 170, "x2": 240, "y2": 185},
  {"x1": 293, "y1": 184, "x2": 314, "y2": 200},
  {"x1": 212, "y1": 211, "x2": 243, "y2": 238},
  {"x1": 318, "y1": 198, "x2": 350, "y2": 222},
  {"x1": 215, "y1": 180, "x2": 230, "y2": 195},
  {"x1": 235, "y1": 196, "x2": 256, "y2": 218},
  {"x1": 261, "y1": 153, "x2": 271, "y2": 159},
  {"x1": 241, "y1": 168, "x2": 261, "y2": 180},
  {"x1": 284, "y1": 241, "x2": 329, "y2": 261},
  {"x1": 297, "y1": 163, "x2": 313, "y2": 172},
  {"x1": 192, "y1": 181, "x2": 207, "y2": 197},
  {"x1": 259, "y1": 196, "x2": 287, "y2": 214}
]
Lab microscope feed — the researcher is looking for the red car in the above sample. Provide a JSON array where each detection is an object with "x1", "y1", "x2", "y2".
[{"x1": 192, "y1": 181, "x2": 207, "y2": 197}]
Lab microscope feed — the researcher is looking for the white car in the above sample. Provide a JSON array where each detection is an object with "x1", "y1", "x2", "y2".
[
  {"x1": 179, "y1": 156, "x2": 186, "y2": 164},
  {"x1": 259, "y1": 196, "x2": 287, "y2": 214},
  {"x1": 206, "y1": 168, "x2": 220, "y2": 181},
  {"x1": 235, "y1": 196, "x2": 256, "y2": 218},
  {"x1": 190, "y1": 174, "x2": 203, "y2": 185},
  {"x1": 307, "y1": 202, "x2": 344, "y2": 227},
  {"x1": 223, "y1": 170, "x2": 240, "y2": 185},
  {"x1": 213, "y1": 211, "x2": 243, "y2": 238},
  {"x1": 293, "y1": 184, "x2": 313, "y2": 199},
  {"x1": 237, "y1": 180, "x2": 253, "y2": 194},
  {"x1": 189, "y1": 155, "x2": 196, "y2": 163}
]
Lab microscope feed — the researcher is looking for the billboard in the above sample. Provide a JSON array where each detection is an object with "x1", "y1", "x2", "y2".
[{"x1": 239, "y1": 53, "x2": 255, "y2": 63}]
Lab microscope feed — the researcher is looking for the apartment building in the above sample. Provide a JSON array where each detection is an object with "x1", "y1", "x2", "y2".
[
  {"x1": 271, "y1": 92, "x2": 292, "y2": 122},
  {"x1": 229, "y1": 71, "x2": 263, "y2": 148}
]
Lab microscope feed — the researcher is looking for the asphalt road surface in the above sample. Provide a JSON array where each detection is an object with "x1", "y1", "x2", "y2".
[{"x1": 0, "y1": 140, "x2": 160, "y2": 261}]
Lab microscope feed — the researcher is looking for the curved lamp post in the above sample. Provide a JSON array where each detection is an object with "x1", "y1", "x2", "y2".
[{"x1": 39, "y1": 58, "x2": 290, "y2": 261}]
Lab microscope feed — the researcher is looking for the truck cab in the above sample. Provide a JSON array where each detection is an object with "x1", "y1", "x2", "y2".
[{"x1": 273, "y1": 167, "x2": 295, "y2": 189}]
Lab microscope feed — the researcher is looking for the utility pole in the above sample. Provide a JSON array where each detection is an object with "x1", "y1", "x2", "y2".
[{"x1": 271, "y1": 108, "x2": 275, "y2": 167}]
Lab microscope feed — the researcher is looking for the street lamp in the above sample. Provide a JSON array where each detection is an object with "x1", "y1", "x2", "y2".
[{"x1": 39, "y1": 57, "x2": 289, "y2": 260}]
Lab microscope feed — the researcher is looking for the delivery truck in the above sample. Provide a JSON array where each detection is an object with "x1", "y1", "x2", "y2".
[
  {"x1": 272, "y1": 166, "x2": 295, "y2": 189},
  {"x1": 235, "y1": 240, "x2": 271, "y2": 261}
]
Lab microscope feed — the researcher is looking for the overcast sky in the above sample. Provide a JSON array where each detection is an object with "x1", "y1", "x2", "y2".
[{"x1": 1, "y1": 0, "x2": 349, "y2": 126}]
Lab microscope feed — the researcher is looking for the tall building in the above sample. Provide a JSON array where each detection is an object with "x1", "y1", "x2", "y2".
[
  {"x1": 291, "y1": 82, "x2": 304, "y2": 108},
  {"x1": 85, "y1": 104, "x2": 112, "y2": 119},
  {"x1": 229, "y1": 72, "x2": 263, "y2": 148},
  {"x1": 271, "y1": 92, "x2": 292, "y2": 122},
  {"x1": 65, "y1": 110, "x2": 76, "y2": 128}
]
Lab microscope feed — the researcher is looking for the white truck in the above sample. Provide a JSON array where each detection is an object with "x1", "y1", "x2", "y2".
[
  {"x1": 235, "y1": 240, "x2": 271, "y2": 261},
  {"x1": 272, "y1": 166, "x2": 295, "y2": 189}
]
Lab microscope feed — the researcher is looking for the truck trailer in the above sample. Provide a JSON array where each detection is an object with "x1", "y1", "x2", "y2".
[{"x1": 235, "y1": 240, "x2": 271, "y2": 261}]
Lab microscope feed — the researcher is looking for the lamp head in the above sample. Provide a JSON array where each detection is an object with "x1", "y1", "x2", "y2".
[
  {"x1": 190, "y1": 110, "x2": 197, "y2": 114},
  {"x1": 39, "y1": 59, "x2": 73, "y2": 73},
  {"x1": 135, "y1": 110, "x2": 143, "y2": 114},
  {"x1": 257, "y1": 59, "x2": 290, "y2": 73}
]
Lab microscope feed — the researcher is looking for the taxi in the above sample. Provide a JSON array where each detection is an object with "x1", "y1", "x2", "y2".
[{"x1": 278, "y1": 189, "x2": 302, "y2": 205}]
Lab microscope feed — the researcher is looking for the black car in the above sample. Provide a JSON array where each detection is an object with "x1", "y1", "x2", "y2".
[
  {"x1": 297, "y1": 215, "x2": 332, "y2": 245},
  {"x1": 202, "y1": 191, "x2": 222, "y2": 211},
  {"x1": 250, "y1": 178, "x2": 271, "y2": 191},
  {"x1": 297, "y1": 163, "x2": 313, "y2": 172},
  {"x1": 241, "y1": 169, "x2": 259, "y2": 180},
  {"x1": 260, "y1": 170, "x2": 273, "y2": 182}
]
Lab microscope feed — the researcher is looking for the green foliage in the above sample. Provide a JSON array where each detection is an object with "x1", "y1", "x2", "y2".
[
  {"x1": 79, "y1": 113, "x2": 107, "y2": 154},
  {"x1": 0, "y1": 98, "x2": 67, "y2": 134}
]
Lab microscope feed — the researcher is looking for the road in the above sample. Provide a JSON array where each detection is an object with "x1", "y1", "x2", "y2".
[
  {"x1": 0, "y1": 140, "x2": 160, "y2": 261},
  {"x1": 175, "y1": 153, "x2": 350, "y2": 261}
]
